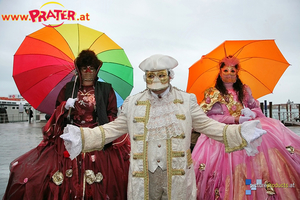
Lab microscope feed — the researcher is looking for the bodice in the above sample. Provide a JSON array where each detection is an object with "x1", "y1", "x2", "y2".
[{"x1": 72, "y1": 86, "x2": 98, "y2": 127}]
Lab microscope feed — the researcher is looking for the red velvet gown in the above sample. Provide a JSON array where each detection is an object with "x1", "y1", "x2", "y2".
[{"x1": 3, "y1": 86, "x2": 130, "y2": 200}]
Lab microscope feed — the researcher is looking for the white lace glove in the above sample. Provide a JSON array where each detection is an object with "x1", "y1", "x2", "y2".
[
  {"x1": 60, "y1": 124, "x2": 82, "y2": 160},
  {"x1": 241, "y1": 120, "x2": 267, "y2": 156},
  {"x1": 241, "y1": 108, "x2": 256, "y2": 119},
  {"x1": 239, "y1": 116, "x2": 252, "y2": 124},
  {"x1": 65, "y1": 98, "x2": 78, "y2": 110}
]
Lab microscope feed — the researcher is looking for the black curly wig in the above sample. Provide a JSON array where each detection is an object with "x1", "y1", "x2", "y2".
[{"x1": 75, "y1": 50, "x2": 103, "y2": 70}]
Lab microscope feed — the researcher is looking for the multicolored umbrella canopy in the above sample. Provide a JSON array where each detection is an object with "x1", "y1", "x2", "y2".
[
  {"x1": 187, "y1": 40, "x2": 290, "y2": 103},
  {"x1": 13, "y1": 24, "x2": 133, "y2": 114}
]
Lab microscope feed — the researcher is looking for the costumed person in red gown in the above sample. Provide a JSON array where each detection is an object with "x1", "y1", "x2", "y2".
[
  {"x1": 192, "y1": 56, "x2": 300, "y2": 199},
  {"x1": 3, "y1": 50, "x2": 130, "y2": 200}
]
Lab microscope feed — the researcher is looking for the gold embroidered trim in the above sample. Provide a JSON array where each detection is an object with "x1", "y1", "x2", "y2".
[
  {"x1": 133, "y1": 134, "x2": 144, "y2": 141},
  {"x1": 80, "y1": 127, "x2": 85, "y2": 151},
  {"x1": 95, "y1": 172, "x2": 103, "y2": 183},
  {"x1": 99, "y1": 126, "x2": 105, "y2": 150},
  {"x1": 132, "y1": 171, "x2": 144, "y2": 177},
  {"x1": 85, "y1": 170, "x2": 96, "y2": 185},
  {"x1": 52, "y1": 170, "x2": 63, "y2": 186},
  {"x1": 173, "y1": 133, "x2": 186, "y2": 139},
  {"x1": 133, "y1": 153, "x2": 144, "y2": 160},
  {"x1": 172, "y1": 151, "x2": 185, "y2": 157},
  {"x1": 186, "y1": 149, "x2": 193, "y2": 167},
  {"x1": 265, "y1": 181, "x2": 276, "y2": 195},
  {"x1": 172, "y1": 169, "x2": 185, "y2": 175},
  {"x1": 224, "y1": 125, "x2": 247, "y2": 153},
  {"x1": 215, "y1": 188, "x2": 220, "y2": 198},
  {"x1": 136, "y1": 100, "x2": 149, "y2": 105},
  {"x1": 200, "y1": 87, "x2": 243, "y2": 117},
  {"x1": 66, "y1": 169, "x2": 73, "y2": 178},
  {"x1": 134, "y1": 117, "x2": 145, "y2": 123},
  {"x1": 173, "y1": 99, "x2": 184, "y2": 104},
  {"x1": 176, "y1": 114, "x2": 186, "y2": 120},
  {"x1": 143, "y1": 100, "x2": 151, "y2": 200},
  {"x1": 199, "y1": 163, "x2": 206, "y2": 171},
  {"x1": 286, "y1": 145, "x2": 294, "y2": 154},
  {"x1": 167, "y1": 139, "x2": 172, "y2": 199}
]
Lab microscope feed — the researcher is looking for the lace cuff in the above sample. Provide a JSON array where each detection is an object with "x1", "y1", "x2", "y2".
[
  {"x1": 240, "y1": 120, "x2": 266, "y2": 156},
  {"x1": 60, "y1": 124, "x2": 82, "y2": 160}
]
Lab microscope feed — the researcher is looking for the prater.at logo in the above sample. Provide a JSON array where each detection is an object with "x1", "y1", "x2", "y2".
[{"x1": 1, "y1": 2, "x2": 90, "y2": 27}]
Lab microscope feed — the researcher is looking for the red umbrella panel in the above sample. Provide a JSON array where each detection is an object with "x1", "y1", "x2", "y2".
[{"x1": 13, "y1": 24, "x2": 133, "y2": 114}]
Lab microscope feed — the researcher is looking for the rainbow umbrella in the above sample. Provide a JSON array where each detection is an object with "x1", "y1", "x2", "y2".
[{"x1": 13, "y1": 24, "x2": 133, "y2": 114}]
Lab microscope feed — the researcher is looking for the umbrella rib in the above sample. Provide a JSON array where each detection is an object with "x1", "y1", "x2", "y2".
[
  {"x1": 188, "y1": 62, "x2": 219, "y2": 90},
  {"x1": 18, "y1": 69, "x2": 75, "y2": 93},
  {"x1": 230, "y1": 40, "x2": 275, "y2": 58},
  {"x1": 87, "y1": 32, "x2": 103, "y2": 50},
  {"x1": 103, "y1": 60, "x2": 132, "y2": 68},
  {"x1": 240, "y1": 68, "x2": 274, "y2": 94},
  {"x1": 77, "y1": 23, "x2": 80, "y2": 55},
  {"x1": 100, "y1": 68, "x2": 133, "y2": 86},
  {"x1": 26, "y1": 35, "x2": 75, "y2": 69},
  {"x1": 15, "y1": 69, "x2": 74, "y2": 79},
  {"x1": 239, "y1": 56, "x2": 290, "y2": 65},
  {"x1": 15, "y1": 52, "x2": 75, "y2": 72}
]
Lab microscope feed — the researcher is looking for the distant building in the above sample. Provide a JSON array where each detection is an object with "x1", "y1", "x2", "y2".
[{"x1": 0, "y1": 96, "x2": 37, "y2": 123}]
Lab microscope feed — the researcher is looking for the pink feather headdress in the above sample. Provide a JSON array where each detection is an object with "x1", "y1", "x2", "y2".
[{"x1": 220, "y1": 56, "x2": 240, "y2": 67}]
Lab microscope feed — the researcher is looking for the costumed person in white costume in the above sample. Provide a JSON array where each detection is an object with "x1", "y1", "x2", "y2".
[{"x1": 60, "y1": 54, "x2": 266, "y2": 200}]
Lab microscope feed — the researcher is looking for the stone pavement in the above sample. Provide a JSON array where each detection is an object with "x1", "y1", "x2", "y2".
[
  {"x1": 1, "y1": 121, "x2": 300, "y2": 199},
  {"x1": 0, "y1": 121, "x2": 46, "y2": 199}
]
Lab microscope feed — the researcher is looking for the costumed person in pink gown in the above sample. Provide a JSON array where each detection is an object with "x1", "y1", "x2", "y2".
[
  {"x1": 3, "y1": 50, "x2": 130, "y2": 200},
  {"x1": 192, "y1": 56, "x2": 300, "y2": 199}
]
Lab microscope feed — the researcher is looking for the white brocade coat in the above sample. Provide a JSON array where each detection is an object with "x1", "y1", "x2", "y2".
[{"x1": 81, "y1": 86, "x2": 246, "y2": 200}]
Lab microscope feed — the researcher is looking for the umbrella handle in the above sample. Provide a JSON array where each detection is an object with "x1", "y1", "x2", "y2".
[{"x1": 67, "y1": 75, "x2": 78, "y2": 122}]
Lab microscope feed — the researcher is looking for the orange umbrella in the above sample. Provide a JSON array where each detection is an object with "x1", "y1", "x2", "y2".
[{"x1": 186, "y1": 40, "x2": 290, "y2": 103}]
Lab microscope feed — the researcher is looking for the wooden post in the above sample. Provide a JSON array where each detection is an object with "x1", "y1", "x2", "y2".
[
  {"x1": 278, "y1": 104, "x2": 280, "y2": 121},
  {"x1": 260, "y1": 102, "x2": 264, "y2": 113},
  {"x1": 269, "y1": 102, "x2": 272, "y2": 118},
  {"x1": 264, "y1": 100, "x2": 268, "y2": 117},
  {"x1": 298, "y1": 104, "x2": 300, "y2": 119},
  {"x1": 290, "y1": 103, "x2": 292, "y2": 121},
  {"x1": 286, "y1": 103, "x2": 289, "y2": 121}
]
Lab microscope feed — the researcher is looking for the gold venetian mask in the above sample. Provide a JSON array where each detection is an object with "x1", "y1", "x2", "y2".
[
  {"x1": 146, "y1": 69, "x2": 169, "y2": 91},
  {"x1": 220, "y1": 66, "x2": 238, "y2": 83}
]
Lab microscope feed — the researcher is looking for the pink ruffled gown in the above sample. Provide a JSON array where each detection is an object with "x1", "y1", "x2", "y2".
[{"x1": 192, "y1": 86, "x2": 300, "y2": 200}]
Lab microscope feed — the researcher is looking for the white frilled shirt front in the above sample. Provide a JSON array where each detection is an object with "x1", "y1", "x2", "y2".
[{"x1": 147, "y1": 87, "x2": 184, "y2": 172}]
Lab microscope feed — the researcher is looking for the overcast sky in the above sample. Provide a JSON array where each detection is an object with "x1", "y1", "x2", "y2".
[{"x1": 0, "y1": 0, "x2": 299, "y2": 105}]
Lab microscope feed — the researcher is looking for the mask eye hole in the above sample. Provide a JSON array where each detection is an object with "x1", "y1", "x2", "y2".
[
  {"x1": 147, "y1": 73, "x2": 155, "y2": 79},
  {"x1": 159, "y1": 74, "x2": 165, "y2": 78},
  {"x1": 81, "y1": 66, "x2": 96, "y2": 72}
]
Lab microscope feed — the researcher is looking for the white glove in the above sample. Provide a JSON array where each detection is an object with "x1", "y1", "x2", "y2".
[
  {"x1": 241, "y1": 108, "x2": 256, "y2": 119},
  {"x1": 65, "y1": 98, "x2": 78, "y2": 110},
  {"x1": 239, "y1": 116, "x2": 252, "y2": 124},
  {"x1": 60, "y1": 124, "x2": 82, "y2": 160},
  {"x1": 241, "y1": 120, "x2": 267, "y2": 156}
]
